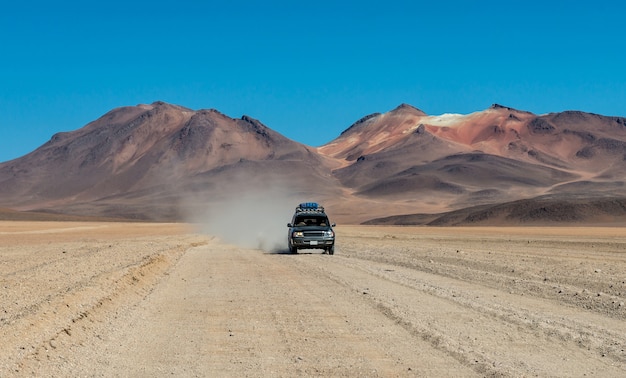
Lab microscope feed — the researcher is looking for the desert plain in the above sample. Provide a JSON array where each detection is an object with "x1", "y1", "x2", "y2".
[{"x1": 1, "y1": 220, "x2": 626, "y2": 377}]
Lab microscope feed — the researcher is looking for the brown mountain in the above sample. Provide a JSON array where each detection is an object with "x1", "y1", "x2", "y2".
[
  {"x1": 1, "y1": 101, "x2": 625, "y2": 224},
  {"x1": 0, "y1": 101, "x2": 342, "y2": 220},
  {"x1": 319, "y1": 104, "x2": 626, "y2": 220}
]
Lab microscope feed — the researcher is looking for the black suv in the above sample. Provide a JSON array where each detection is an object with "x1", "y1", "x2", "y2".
[{"x1": 287, "y1": 202, "x2": 335, "y2": 254}]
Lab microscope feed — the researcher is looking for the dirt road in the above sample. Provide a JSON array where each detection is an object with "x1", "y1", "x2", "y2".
[{"x1": 1, "y1": 222, "x2": 625, "y2": 376}]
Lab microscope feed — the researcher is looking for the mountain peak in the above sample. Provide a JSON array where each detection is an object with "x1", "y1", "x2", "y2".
[
  {"x1": 490, "y1": 103, "x2": 513, "y2": 110},
  {"x1": 339, "y1": 113, "x2": 382, "y2": 136},
  {"x1": 391, "y1": 103, "x2": 427, "y2": 115},
  {"x1": 489, "y1": 103, "x2": 533, "y2": 115}
]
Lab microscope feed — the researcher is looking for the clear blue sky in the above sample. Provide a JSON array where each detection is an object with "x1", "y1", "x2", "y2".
[{"x1": 1, "y1": 1, "x2": 625, "y2": 162}]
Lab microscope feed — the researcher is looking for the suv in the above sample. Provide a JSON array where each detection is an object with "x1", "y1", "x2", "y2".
[{"x1": 287, "y1": 202, "x2": 336, "y2": 254}]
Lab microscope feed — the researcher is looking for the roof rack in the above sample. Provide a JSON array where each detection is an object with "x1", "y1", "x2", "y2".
[{"x1": 295, "y1": 202, "x2": 325, "y2": 213}]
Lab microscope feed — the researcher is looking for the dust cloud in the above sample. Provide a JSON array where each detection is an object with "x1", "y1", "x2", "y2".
[{"x1": 190, "y1": 187, "x2": 304, "y2": 253}]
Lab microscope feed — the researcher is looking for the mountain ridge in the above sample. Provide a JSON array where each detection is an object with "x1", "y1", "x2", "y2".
[{"x1": 1, "y1": 101, "x2": 625, "y2": 224}]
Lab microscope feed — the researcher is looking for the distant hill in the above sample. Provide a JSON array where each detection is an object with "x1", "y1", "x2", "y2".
[
  {"x1": 363, "y1": 196, "x2": 626, "y2": 226},
  {"x1": 1, "y1": 101, "x2": 626, "y2": 225}
]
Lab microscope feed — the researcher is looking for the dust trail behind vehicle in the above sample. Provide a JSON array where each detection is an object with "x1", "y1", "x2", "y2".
[{"x1": 187, "y1": 185, "x2": 309, "y2": 252}]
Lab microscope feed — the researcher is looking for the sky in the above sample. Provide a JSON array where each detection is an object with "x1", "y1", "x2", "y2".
[{"x1": 1, "y1": 0, "x2": 625, "y2": 162}]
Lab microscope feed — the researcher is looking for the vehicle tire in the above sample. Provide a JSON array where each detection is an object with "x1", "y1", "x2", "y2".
[
  {"x1": 328, "y1": 246, "x2": 334, "y2": 255},
  {"x1": 290, "y1": 246, "x2": 297, "y2": 254}
]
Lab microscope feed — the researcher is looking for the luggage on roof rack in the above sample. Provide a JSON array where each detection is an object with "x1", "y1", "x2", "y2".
[{"x1": 295, "y1": 202, "x2": 325, "y2": 213}]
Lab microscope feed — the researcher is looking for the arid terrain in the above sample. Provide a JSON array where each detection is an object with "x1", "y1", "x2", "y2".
[
  {"x1": 2, "y1": 101, "x2": 626, "y2": 225},
  {"x1": 2, "y1": 221, "x2": 625, "y2": 376},
  {"x1": 2, "y1": 97, "x2": 626, "y2": 377}
]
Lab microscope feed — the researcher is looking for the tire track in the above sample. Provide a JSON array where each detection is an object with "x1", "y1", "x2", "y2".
[
  {"x1": 1, "y1": 236, "x2": 205, "y2": 375},
  {"x1": 289, "y1": 252, "x2": 626, "y2": 376}
]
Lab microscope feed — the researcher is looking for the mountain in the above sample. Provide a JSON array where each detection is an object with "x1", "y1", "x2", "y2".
[
  {"x1": 319, "y1": 103, "x2": 626, "y2": 218},
  {"x1": 0, "y1": 102, "x2": 342, "y2": 220},
  {"x1": 1, "y1": 101, "x2": 625, "y2": 224}
]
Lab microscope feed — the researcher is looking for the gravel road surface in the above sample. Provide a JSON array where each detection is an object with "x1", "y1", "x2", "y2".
[{"x1": 1, "y1": 222, "x2": 625, "y2": 376}]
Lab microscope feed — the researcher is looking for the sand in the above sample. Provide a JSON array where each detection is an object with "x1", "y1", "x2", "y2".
[{"x1": 1, "y1": 221, "x2": 625, "y2": 376}]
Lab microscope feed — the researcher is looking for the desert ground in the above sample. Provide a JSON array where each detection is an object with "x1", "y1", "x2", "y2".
[{"x1": 1, "y1": 221, "x2": 625, "y2": 377}]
